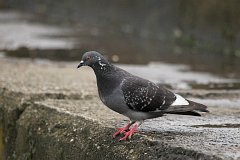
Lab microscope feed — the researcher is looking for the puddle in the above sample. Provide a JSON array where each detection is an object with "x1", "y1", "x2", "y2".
[
  {"x1": 0, "y1": 10, "x2": 240, "y2": 87},
  {"x1": 118, "y1": 63, "x2": 238, "y2": 90},
  {"x1": 0, "y1": 11, "x2": 74, "y2": 50}
]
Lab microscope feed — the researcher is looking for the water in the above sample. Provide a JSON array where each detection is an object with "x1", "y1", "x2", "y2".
[
  {"x1": 118, "y1": 63, "x2": 239, "y2": 90},
  {"x1": 2, "y1": 0, "x2": 240, "y2": 78},
  {"x1": 0, "y1": 10, "x2": 239, "y2": 90},
  {"x1": 0, "y1": 11, "x2": 74, "y2": 49}
]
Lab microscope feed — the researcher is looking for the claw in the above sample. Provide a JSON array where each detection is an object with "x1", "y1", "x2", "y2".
[
  {"x1": 119, "y1": 122, "x2": 140, "y2": 141},
  {"x1": 113, "y1": 122, "x2": 132, "y2": 138},
  {"x1": 120, "y1": 129, "x2": 138, "y2": 141},
  {"x1": 113, "y1": 128, "x2": 127, "y2": 138}
]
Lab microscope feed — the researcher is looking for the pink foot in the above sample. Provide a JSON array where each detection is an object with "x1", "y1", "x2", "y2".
[
  {"x1": 120, "y1": 123, "x2": 139, "y2": 141},
  {"x1": 113, "y1": 122, "x2": 132, "y2": 138}
]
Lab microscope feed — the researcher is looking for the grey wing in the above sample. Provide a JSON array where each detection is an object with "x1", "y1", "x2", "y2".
[{"x1": 121, "y1": 77, "x2": 176, "y2": 112}]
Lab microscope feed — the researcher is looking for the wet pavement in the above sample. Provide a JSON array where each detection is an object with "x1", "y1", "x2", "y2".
[
  {"x1": 0, "y1": 11, "x2": 74, "y2": 50},
  {"x1": 0, "y1": 11, "x2": 239, "y2": 91},
  {"x1": 0, "y1": 10, "x2": 240, "y2": 79},
  {"x1": 118, "y1": 63, "x2": 239, "y2": 90}
]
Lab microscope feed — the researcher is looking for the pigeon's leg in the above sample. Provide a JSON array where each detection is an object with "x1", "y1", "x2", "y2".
[
  {"x1": 120, "y1": 121, "x2": 142, "y2": 141},
  {"x1": 113, "y1": 121, "x2": 135, "y2": 138}
]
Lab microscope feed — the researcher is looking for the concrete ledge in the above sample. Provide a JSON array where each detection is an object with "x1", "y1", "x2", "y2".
[
  {"x1": 15, "y1": 101, "x2": 221, "y2": 160},
  {"x1": 0, "y1": 91, "x2": 219, "y2": 160},
  {"x1": 0, "y1": 58, "x2": 240, "y2": 160}
]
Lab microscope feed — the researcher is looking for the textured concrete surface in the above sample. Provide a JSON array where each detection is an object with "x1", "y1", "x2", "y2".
[{"x1": 0, "y1": 57, "x2": 240, "y2": 160}]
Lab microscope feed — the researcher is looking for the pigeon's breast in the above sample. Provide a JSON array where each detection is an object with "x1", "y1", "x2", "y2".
[
  {"x1": 100, "y1": 88, "x2": 128, "y2": 114},
  {"x1": 96, "y1": 73, "x2": 122, "y2": 97},
  {"x1": 96, "y1": 77, "x2": 127, "y2": 114}
]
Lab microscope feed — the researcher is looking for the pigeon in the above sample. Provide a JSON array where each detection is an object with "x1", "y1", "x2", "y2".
[{"x1": 77, "y1": 51, "x2": 208, "y2": 141}]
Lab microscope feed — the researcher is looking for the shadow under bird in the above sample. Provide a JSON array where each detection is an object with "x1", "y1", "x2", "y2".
[{"x1": 77, "y1": 51, "x2": 208, "y2": 141}]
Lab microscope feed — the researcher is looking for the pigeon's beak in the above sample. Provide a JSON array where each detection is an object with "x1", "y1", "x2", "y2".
[{"x1": 77, "y1": 60, "x2": 84, "y2": 68}]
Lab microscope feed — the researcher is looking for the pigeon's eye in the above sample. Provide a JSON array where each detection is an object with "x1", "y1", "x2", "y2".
[{"x1": 86, "y1": 55, "x2": 92, "y2": 61}]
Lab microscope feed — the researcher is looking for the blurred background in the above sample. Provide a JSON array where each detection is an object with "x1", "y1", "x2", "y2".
[{"x1": 0, "y1": 0, "x2": 239, "y2": 89}]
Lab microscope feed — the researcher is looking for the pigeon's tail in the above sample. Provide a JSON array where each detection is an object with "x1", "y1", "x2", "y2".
[{"x1": 164, "y1": 100, "x2": 209, "y2": 116}]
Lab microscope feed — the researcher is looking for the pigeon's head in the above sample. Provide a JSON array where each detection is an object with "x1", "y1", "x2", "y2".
[{"x1": 77, "y1": 51, "x2": 109, "y2": 69}]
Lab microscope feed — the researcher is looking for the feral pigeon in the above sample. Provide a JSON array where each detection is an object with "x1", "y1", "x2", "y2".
[{"x1": 77, "y1": 51, "x2": 208, "y2": 141}]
